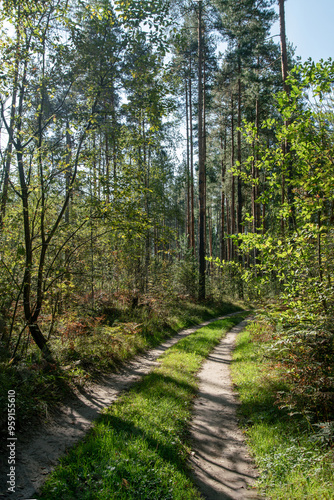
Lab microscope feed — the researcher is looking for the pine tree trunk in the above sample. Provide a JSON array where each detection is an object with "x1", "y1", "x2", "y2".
[
  {"x1": 185, "y1": 80, "x2": 191, "y2": 247},
  {"x1": 237, "y1": 64, "x2": 242, "y2": 234},
  {"x1": 279, "y1": 0, "x2": 294, "y2": 230},
  {"x1": 220, "y1": 131, "x2": 226, "y2": 262},
  {"x1": 105, "y1": 129, "x2": 110, "y2": 204},
  {"x1": 226, "y1": 198, "x2": 231, "y2": 261},
  {"x1": 279, "y1": 0, "x2": 289, "y2": 94},
  {"x1": 198, "y1": 0, "x2": 206, "y2": 300},
  {"x1": 189, "y1": 72, "x2": 195, "y2": 254},
  {"x1": 209, "y1": 206, "x2": 213, "y2": 272},
  {"x1": 231, "y1": 93, "x2": 235, "y2": 260}
]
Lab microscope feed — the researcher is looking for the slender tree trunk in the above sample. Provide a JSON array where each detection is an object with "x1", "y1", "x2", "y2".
[
  {"x1": 237, "y1": 56, "x2": 242, "y2": 234},
  {"x1": 237, "y1": 60, "x2": 244, "y2": 298},
  {"x1": 231, "y1": 93, "x2": 235, "y2": 260},
  {"x1": 279, "y1": 0, "x2": 287, "y2": 228},
  {"x1": 0, "y1": 14, "x2": 21, "y2": 230},
  {"x1": 12, "y1": 38, "x2": 51, "y2": 356},
  {"x1": 262, "y1": 202, "x2": 266, "y2": 235},
  {"x1": 203, "y1": 46, "x2": 207, "y2": 258},
  {"x1": 105, "y1": 129, "x2": 110, "y2": 204},
  {"x1": 226, "y1": 197, "x2": 231, "y2": 261},
  {"x1": 143, "y1": 117, "x2": 150, "y2": 293},
  {"x1": 317, "y1": 210, "x2": 327, "y2": 312},
  {"x1": 220, "y1": 130, "x2": 226, "y2": 262},
  {"x1": 255, "y1": 97, "x2": 260, "y2": 231},
  {"x1": 208, "y1": 206, "x2": 213, "y2": 272},
  {"x1": 279, "y1": 0, "x2": 289, "y2": 94},
  {"x1": 185, "y1": 79, "x2": 191, "y2": 247},
  {"x1": 198, "y1": 0, "x2": 206, "y2": 299},
  {"x1": 189, "y1": 72, "x2": 195, "y2": 254},
  {"x1": 279, "y1": 0, "x2": 293, "y2": 230},
  {"x1": 252, "y1": 98, "x2": 260, "y2": 235},
  {"x1": 90, "y1": 216, "x2": 95, "y2": 307},
  {"x1": 65, "y1": 121, "x2": 72, "y2": 224},
  {"x1": 16, "y1": 57, "x2": 95, "y2": 356}
]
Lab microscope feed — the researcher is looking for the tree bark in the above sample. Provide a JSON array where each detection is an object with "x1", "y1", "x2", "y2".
[
  {"x1": 278, "y1": 0, "x2": 294, "y2": 230},
  {"x1": 231, "y1": 93, "x2": 235, "y2": 260},
  {"x1": 65, "y1": 121, "x2": 72, "y2": 224},
  {"x1": 185, "y1": 79, "x2": 191, "y2": 247},
  {"x1": 220, "y1": 130, "x2": 227, "y2": 262},
  {"x1": 226, "y1": 197, "x2": 231, "y2": 261},
  {"x1": 237, "y1": 53, "x2": 242, "y2": 235},
  {"x1": 198, "y1": 0, "x2": 206, "y2": 300},
  {"x1": 0, "y1": 11, "x2": 21, "y2": 230},
  {"x1": 279, "y1": 0, "x2": 289, "y2": 95},
  {"x1": 189, "y1": 71, "x2": 195, "y2": 254}
]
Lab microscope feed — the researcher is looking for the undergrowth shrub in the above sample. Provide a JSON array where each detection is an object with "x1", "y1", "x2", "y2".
[
  {"x1": 235, "y1": 318, "x2": 334, "y2": 499},
  {"x1": 270, "y1": 322, "x2": 334, "y2": 421},
  {"x1": 256, "y1": 309, "x2": 334, "y2": 424}
]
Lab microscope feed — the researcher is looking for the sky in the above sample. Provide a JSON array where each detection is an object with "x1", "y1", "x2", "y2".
[{"x1": 273, "y1": 0, "x2": 334, "y2": 62}]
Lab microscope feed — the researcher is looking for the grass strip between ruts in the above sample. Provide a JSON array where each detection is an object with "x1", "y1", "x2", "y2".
[
  {"x1": 231, "y1": 322, "x2": 334, "y2": 500},
  {"x1": 37, "y1": 313, "x2": 249, "y2": 500}
]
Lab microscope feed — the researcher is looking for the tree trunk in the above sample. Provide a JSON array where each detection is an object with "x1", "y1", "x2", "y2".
[
  {"x1": 208, "y1": 206, "x2": 213, "y2": 272},
  {"x1": 237, "y1": 58, "x2": 242, "y2": 235},
  {"x1": 279, "y1": 0, "x2": 289, "y2": 94},
  {"x1": 203, "y1": 46, "x2": 207, "y2": 259},
  {"x1": 0, "y1": 13, "x2": 21, "y2": 230},
  {"x1": 189, "y1": 71, "x2": 195, "y2": 254},
  {"x1": 237, "y1": 65, "x2": 244, "y2": 298},
  {"x1": 185, "y1": 79, "x2": 191, "y2": 247},
  {"x1": 143, "y1": 117, "x2": 150, "y2": 293},
  {"x1": 279, "y1": 0, "x2": 294, "y2": 230},
  {"x1": 198, "y1": 0, "x2": 206, "y2": 300},
  {"x1": 65, "y1": 121, "x2": 72, "y2": 224},
  {"x1": 220, "y1": 130, "x2": 226, "y2": 262},
  {"x1": 226, "y1": 197, "x2": 231, "y2": 261},
  {"x1": 105, "y1": 128, "x2": 110, "y2": 204},
  {"x1": 231, "y1": 93, "x2": 235, "y2": 260}
]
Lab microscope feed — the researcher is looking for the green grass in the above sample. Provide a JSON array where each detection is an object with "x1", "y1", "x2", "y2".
[
  {"x1": 0, "y1": 298, "x2": 244, "y2": 445},
  {"x1": 37, "y1": 313, "x2": 249, "y2": 500},
  {"x1": 231, "y1": 322, "x2": 334, "y2": 500}
]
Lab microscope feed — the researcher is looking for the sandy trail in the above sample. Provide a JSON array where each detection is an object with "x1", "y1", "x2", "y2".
[
  {"x1": 189, "y1": 318, "x2": 259, "y2": 499},
  {"x1": 0, "y1": 312, "x2": 247, "y2": 500}
]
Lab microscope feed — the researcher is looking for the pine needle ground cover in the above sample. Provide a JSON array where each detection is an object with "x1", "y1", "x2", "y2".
[
  {"x1": 37, "y1": 314, "x2": 248, "y2": 500},
  {"x1": 231, "y1": 321, "x2": 334, "y2": 500}
]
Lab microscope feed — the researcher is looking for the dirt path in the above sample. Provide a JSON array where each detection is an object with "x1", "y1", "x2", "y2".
[
  {"x1": 189, "y1": 318, "x2": 260, "y2": 499},
  {"x1": 0, "y1": 312, "x2": 245, "y2": 500}
]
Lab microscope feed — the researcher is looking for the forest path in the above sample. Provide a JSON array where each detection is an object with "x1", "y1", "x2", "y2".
[
  {"x1": 189, "y1": 318, "x2": 259, "y2": 499},
  {"x1": 0, "y1": 311, "x2": 245, "y2": 500}
]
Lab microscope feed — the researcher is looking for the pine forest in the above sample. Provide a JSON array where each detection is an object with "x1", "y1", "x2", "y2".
[{"x1": 1, "y1": 1, "x2": 334, "y2": 498}]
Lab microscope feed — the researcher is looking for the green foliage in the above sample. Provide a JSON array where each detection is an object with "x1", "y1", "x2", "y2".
[
  {"x1": 38, "y1": 315, "x2": 247, "y2": 500},
  {"x1": 0, "y1": 0, "x2": 185, "y2": 358},
  {"x1": 231, "y1": 320, "x2": 334, "y2": 499},
  {"x1": 225, "y1": 60, "x2": 334, "y2": 421},
  {"x1": 0, "y1": 296, "x2": 244, "y2": 441}
]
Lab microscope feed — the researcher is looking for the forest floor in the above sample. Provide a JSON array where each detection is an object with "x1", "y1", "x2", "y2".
[{"x1": 0, "y1": 312, "x2": 257, "y2": 500}]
